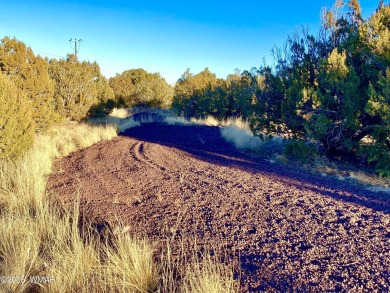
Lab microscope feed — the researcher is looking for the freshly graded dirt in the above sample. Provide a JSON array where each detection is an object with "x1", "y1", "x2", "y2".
[{"x1": 47, "y1": 123, "x2": 390, "y2": 292}]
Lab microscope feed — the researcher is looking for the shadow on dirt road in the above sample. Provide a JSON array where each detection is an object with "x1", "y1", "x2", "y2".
[{"x1": 123, "y1": 122, "x2": 390, "y2": 214}]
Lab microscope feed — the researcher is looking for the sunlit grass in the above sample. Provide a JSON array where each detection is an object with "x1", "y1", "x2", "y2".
[
  {"x1": 109, "y1": 107, "x2": 131, "y2": 119},
  {"x1": 88, "y1": 116, "x2": 140, "y2": 132},
  {"x1": 158, "y1": 241, "x2": 238, "y2": 293},
  {"x1": 103, "y1": 234, "x2": 159, "y2": 292},
  {"x1": 181, "y1": 253, "x2": 237, "y2": 293},
  {"x1": 220, "y1": 119, "x2": 285, "y2": 157}
]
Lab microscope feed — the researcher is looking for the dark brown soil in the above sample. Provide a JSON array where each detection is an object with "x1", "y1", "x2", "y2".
[{"x1": 47, "y1": 123, "x2": 390, "y2": 292}]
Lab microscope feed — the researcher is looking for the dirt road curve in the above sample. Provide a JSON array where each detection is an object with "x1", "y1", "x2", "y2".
[{"x1": 47, "y1": 123, "x2": 390, "y2": 292}]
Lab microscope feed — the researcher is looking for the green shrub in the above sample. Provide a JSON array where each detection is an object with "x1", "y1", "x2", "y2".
[
  {"x1": 0, "y1": 37, "x2": 57, "y2": 132},
  {"x1": 285, "y1": 140, "x2": 319, "y2": 163},
  {"x1": 250, "y1": 2, "x2": 390, "y2": 176},
  {"x1": 109, "y1": 68, "x2": 173, "y2": 108},
  {"x1": 0, "y1": 73, "x2": 34, "y2": 158}
]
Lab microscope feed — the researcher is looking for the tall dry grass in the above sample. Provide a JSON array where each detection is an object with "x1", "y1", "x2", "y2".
[
  {"x1": 158, "y1": 241, "x2": 238, "y2": 293},
  {"x1": 88, "y1": 116, "x2": 140, "y2": 132},
  {"x1": 163, "y1": 115, "x2": 224, "y2": 127},
  {"x1": 0, "y1": 121, "x2": 237, "y2": 292},
  {"x1": 0, "y1": 123, "x2": 159, "y2": 292}
]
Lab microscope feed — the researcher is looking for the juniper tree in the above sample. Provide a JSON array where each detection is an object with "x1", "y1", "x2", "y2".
[
  {"x1": 89, "y1": 63, "x2": 115, "y2": 116},
  {"x1": 109, "y1": 68, "x2": 173, "y2": 108},
  {"x1": 0, "y1": 37, "x2": 56, "y2": 132},
  {"x1": 250, "y1": 0, "x2": 389, "y2": 175},
  {"x1": 0, "y1": 73, "x2": 34, "y2": 158},
  {"x1": 172, "y1": 68, "x2": 220, "y2": 117},
  {"x1": 49, "y1": 55, "x2": 99, "y2": 121}
]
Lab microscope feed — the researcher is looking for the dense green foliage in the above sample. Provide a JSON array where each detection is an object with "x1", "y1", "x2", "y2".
[
  {"x1": 109, "y1": 68, "x2": 173, "y2": 108},
  {"x1": 172, "y1": 1, "x2": 389, "y2": 176},
  {"x1": 172, "y1": 68, "x2": 260, "y2": 120},
  {"x1": 49, "y1": 55, "x2": 113, "y2": 121},
  {"x1": 0, "y1": 72, "x2": 34, "y2": 158},
  {"x1": 0, "y1": 37, "x2": 57, "y2": 132},
  {"x1": 0, "y1": 36, "x2": 171, "y2": 159},
  {"x1": 252, "y1": 1, "x2": 390, "y2": 176}
]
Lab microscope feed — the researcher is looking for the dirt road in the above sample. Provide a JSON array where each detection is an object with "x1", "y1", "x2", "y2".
[{"x1": 47, "y1": 122, "x2": 390, "y2": 292}]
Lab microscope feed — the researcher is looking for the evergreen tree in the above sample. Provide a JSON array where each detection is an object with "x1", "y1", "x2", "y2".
[
  {"x1": 49, "y1": 55, "x2": 99, "y2": 121},
  {"x1": 109, "y1": 68, "x2": 173, "y2": 108},
  {"x1": 0, "y1": 72, "x2": 34, "y2": 158},
  {"x1": 0, "y1": 37, "x2": 56, "y2": 132},
  {"x1": 250, "y1": 0, "x2": 389, "y2": 175},
  {"x1": 89, "y1": 63, "x2": 116, "y2": 116},
  {"x1": 172, "y1": 68, "x2": 220, "y2": 117}
]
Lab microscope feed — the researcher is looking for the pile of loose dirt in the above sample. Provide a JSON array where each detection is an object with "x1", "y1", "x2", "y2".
[{"x1": 47, "y1": 123, "x2": 390, "y2": 292}]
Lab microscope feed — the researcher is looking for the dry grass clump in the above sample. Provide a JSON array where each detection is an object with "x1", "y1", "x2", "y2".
[
  {"x1": 190, "y1": 116, "x2": 221, "y2": 126},
  {"x1": 220, "y1": 119, "x2": 285, "y2": 157},
  {"x1": 181, "y1": 254, "x2": 237, "y2": 293},
  {"x1": 109, "y1": 107, "x2": 131, "y2": 119},
  {"x1": 164, "y1": 115, "x2": 248, "y2": 128},
  {"x1": 48, "y1": 123, "x2": 117, "y2": 157},
  {"x1": 0, "y1": 123, "x2": 116, "y2": 214},
  {"x1": 158, "y1": 242, "x2": 238, "y2": 293},
  {"x1": 221, "y1": 125, "x2": 262, "y2": 151},
  {"x1": 164, "y1": 116, "x2": 194, "y2": 126},
  {"x1": 89, "y1": 116, "x2": 140, "y2": 132},
  {"x1": 0, "y1": 122, "x2": 236, "y2": 292},
  {"x1": 103, "y1": 233, "x2": 159, "y2": 292},
  {"x1": 349, "y1": 171, "x2": 390, "y2": 190}
]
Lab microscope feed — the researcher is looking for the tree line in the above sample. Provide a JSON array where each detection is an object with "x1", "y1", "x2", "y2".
[
  {"x1": 172, "y1": 0, "x2": 389, "y2": 177},
  {"x1": 0, "y1": 37, "x2": 173, "y2": 158}
]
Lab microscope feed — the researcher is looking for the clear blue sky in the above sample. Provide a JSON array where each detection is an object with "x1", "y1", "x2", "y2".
[{"x1": 0, "y1": 0, "x2": 382, "y2": 84}]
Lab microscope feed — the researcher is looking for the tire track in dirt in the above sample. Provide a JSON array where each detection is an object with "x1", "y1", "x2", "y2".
[{"x1": 47, "y1": 123, "x2": 390, "y2": 292}]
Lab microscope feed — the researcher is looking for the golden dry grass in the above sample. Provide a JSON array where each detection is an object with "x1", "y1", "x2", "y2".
[
  {"x1": 164, "y1": 115, "x2": 247, "y2": 128},
  {"x1": 158, "y1": 241, "x2": 238, "y2": 293},
  {"x1": 109, "y1": 107, "x2": 131, "y2": 119}
]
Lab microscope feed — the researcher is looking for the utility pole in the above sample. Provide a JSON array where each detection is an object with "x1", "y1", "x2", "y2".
[{"x1": 69, "y1": 38, "x2": 82, "y2": 61}]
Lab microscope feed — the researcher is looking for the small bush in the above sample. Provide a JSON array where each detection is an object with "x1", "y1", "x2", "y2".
[
  {"x1": 285, "y1": 139, "x2": 319, "y2": 163},
  {"x1": 221, "y1": 125, "x2": 264, "y2": 150}
]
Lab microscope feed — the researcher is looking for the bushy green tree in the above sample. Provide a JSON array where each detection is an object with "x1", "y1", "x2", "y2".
[
  {"x1": 229, "y1": 70, "x2": 260, "y2": 119},
  {"x1": 250, "y1": 0, "x2": 390, "y2": 176},
  {"x1": 0, "y1": 72, "x2": 34, "y2": 158},
  {"x1": 49, "y1": 55, "x2": 100, "y2": 121},
  {"x1": 0, "y1": 37, "x2": 56, "y2": 132},
  {"x1": 172, "y1": 68, "x2": 262, "y2": 120},
  {"x1": 109, "y1": 68, "x2": 173, "y2": 108},
  {"x1": 172, "y1": 68, "x2": 223, "y2": 118},
  {"x1": 89, "y1": 64, "x2": 116, "y2": 116},
  {"x1": 132, "y1": 72, "x2": 173, "y2": 108},
  {"x1": 362, "y1": 68, "x2": 390, "y2": 176}
]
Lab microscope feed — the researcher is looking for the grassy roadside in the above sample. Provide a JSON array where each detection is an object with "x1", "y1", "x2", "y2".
[
  {"x1": 0, "y1": 121, "x2": 237, "y2": 292},
  {"x1": 161, "y1": 111, "x2": 390, "y2": 191},
  {"x1": 216, "y1": 117, "x2": 390, "y2": 192}
]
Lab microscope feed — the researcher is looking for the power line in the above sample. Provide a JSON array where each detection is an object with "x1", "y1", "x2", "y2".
[
  {"x1": 83, "y1": 41, "x2": 114, "y2": 59},
  {"x1": 36, "y1": 51, "x2": 66, "y2": 59}
]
